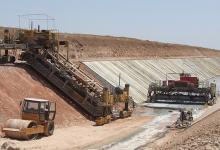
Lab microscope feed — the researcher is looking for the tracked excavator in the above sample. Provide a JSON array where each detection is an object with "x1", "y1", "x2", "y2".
[{"x1": 3, "y1": 98, "x2": 56, "y2": 140}]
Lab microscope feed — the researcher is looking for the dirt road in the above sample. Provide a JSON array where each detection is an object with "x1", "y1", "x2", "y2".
[{"x1": 0, "y1": 116, "x2": 151, "y2": 150}]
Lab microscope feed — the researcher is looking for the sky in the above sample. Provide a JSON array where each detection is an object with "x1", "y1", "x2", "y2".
[{"x1": 0, "y1": 0, "x2": 219, "y2": 49}]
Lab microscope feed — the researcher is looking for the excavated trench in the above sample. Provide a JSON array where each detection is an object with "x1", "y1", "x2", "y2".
[{"x1": 1, "y1": 57, "x2": 220, "y2": 149}]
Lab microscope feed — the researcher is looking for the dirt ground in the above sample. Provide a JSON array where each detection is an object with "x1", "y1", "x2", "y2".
[{"x1": 0, "y1": 116, "x2": 152, "y2": 150}]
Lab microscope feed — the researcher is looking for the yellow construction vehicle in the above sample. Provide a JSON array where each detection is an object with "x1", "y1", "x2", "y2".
[
  {"x1": 95, "y1": 84, "x2": 133, "y2": 126},
  {"x1": 2, "y1": 98, "x2": 56, "y2": 140}
]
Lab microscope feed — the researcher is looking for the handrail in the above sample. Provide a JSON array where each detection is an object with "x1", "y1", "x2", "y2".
[{"x1": 46, "y1": 50, "x2": 103, "y2": 93}]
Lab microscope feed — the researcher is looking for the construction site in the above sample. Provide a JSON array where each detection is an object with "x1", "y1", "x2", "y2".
[{"x1": 0, "y1": 12, "x2": 220, "y2": 150}]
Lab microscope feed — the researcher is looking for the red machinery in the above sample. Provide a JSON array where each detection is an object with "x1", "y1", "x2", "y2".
[{"x1": 147, "y1": 73, "x2": 216, "y2": 105}]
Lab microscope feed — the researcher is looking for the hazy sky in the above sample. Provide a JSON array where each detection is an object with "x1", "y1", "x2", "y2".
[{"x1": 0, "y1": 0, "x2": 219, "y2": 49}]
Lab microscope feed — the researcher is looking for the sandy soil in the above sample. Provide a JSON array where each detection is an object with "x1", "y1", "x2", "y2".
[
  {"x1": 0, "y1": 64, "x2": 88, "y2": 129},
  {"x1": 0, "y1": 116, "x2": 152, "y2": 150}
]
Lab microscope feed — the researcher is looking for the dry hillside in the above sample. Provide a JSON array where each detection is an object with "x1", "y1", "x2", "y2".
[
  {"x1": 1, "y1": 26, "x2": 220, "y2": 61},
  {"x1": 60, "y1": 33, "x2": 220, "y2": 60}
]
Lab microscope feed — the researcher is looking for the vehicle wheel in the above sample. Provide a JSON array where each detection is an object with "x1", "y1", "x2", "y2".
[
  {"x1": 207, "y1": 100, "x2": 214, "y2": 106},
  {"x1": 45, "y1": 122, "x2": 54, "y2": 136},
  {"x1": 25, "y1": 121, "x2": 39, "y2": 140},
  {"x1": 214, "y1": 98, "x2": 217, "y2": 104},
  {"x1": 27, "y1": 133, "x2": 39, "y2": 140},
  {"x1": 189, "y1": 117, "x2": 193, "y2": 122},
  {"x1": 10, "y1": 56, "x2": 16, "y2": 63}
]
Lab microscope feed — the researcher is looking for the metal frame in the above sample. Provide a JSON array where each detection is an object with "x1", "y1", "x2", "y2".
[{"x1": 18, "y1": 14, "x2": 56, "y2": 31}]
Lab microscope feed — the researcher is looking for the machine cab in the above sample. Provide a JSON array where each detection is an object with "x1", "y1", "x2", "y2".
[{"x1": 21, "y1": 98, "x2": 56, "y2": 122}]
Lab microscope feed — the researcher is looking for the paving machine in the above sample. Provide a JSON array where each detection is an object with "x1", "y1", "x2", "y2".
[
  {"x1": 0, "y1": 15, "x2": 134, "y2": 128},
  {"x1": 114, "y1": 84, "x2": 133, "y2": 119},
  {"x1": 147, "y1": 73, "x2": 216, "y2": 105},
  {"x1": 3, "y1": 98, "x2": 56, "y2": 140},
  {"x1": 95, "y1": 84, "x2": 133, "y2": 126}
]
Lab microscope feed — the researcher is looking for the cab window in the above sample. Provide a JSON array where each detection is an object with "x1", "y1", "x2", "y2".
[
  {"x1": 49, "y1": 102, "x2": 56, "y2": 120},
  {"x1": 40, "y1": 102, "x2": 46, "y2": 113},
  {"x1": 23, "y1": 101, "x2": 39, "y2": 113}
]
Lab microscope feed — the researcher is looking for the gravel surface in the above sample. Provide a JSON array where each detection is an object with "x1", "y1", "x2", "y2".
[{"x1": 148, "y1": 109, "x2": 220, "y2": 150}]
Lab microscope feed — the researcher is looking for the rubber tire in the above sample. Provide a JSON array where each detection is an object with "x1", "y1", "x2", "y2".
[
  {"x1": 207, "y1": 100, "x2": 214, "y2": 106},
  {"x1": 45, "y1": 122, "x2": 54, "y2": 136},
  {"x1": 10, "y1": 56, "x2": 16, "y2": 63},
  {"x1": 26, "y1": 122, "x2": 39, "y2": 140}
]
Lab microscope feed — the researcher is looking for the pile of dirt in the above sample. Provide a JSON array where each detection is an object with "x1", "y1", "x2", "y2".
[
  {"x1": 152, "y1": 110, "x2": 220, "y2": 150},
  {"x1": 0, "y1": 64, "x2": 88, "y2": 129}
]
